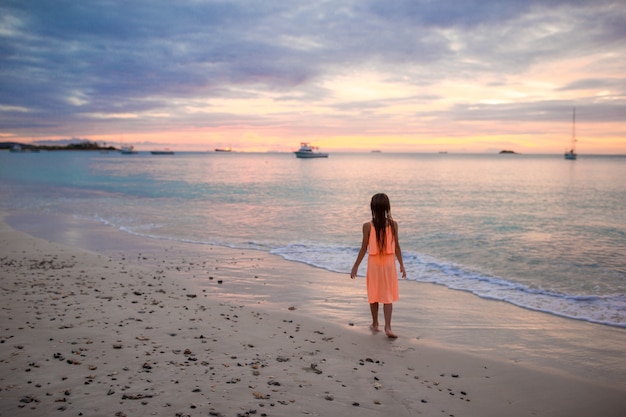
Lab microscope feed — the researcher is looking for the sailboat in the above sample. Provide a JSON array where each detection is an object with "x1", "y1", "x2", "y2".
[{"x1": 564, "y1": 107, "x2": 577, "y2": 160}]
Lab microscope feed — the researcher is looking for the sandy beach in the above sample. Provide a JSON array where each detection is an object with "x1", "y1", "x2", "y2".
[{"x1": 1, "y1": 214, "x2": 625, "y2": 417}]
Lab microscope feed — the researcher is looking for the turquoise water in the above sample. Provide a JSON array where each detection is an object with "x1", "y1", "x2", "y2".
[{"x1": 1, "y1": 150, "x2": 625, "y2": 327}]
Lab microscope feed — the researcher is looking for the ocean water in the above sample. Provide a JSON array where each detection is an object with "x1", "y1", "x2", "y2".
[{"x1": 1, "y1": 150, "x2": 625, "y2": 328}]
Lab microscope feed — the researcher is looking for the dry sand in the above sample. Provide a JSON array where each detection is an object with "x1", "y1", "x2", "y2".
[{"x1": 1, "y1": 217, "x2": 625, "y2": 417}]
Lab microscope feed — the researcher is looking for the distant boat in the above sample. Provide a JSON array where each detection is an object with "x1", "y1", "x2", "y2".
[
  {"x1": 151, "y1": 149, "x2": 175, "y2": 155},
  {"x1": 564, "y1": 107, "x2": 577, "y2": 160},
  {"x1": 10, "y1": 144, "x2": 39, "y2": 153},
  {"x1": 294, "y1": 142, "x2": 328, "y2": 158},
  {"x1": 215, "y1": 147, "x2": 232, "y2": 152},
  {"x1": 119, "y1": 145, "x2": 138, "y2": 154},
  {"x1": 371, "y1": 150, "x2": 382, "y2": 153}
]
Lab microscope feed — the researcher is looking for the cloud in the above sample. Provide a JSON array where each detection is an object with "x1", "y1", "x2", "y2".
[
  {"x1": 558, "y1": 77, "x2": 626, "y2": 92},
  {"x1": 0, "y1": 0, "x2": 624, "y2": 150}
]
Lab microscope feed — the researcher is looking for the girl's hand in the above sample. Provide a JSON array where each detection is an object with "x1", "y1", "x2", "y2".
[{"x1": 350, "y1": 266, "x2": 358, "y2": 279}]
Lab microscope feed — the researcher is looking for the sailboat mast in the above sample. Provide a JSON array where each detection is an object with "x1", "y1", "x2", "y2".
[
  {"x1": 564, "y1": 106, "x2": 578, "y2": 159},
  {"x1": 571, "y1": 107, "x2": 577, "y2": 152},
  {"x1": 572, "y1": 107, "x2": 576, "y2": 144}
]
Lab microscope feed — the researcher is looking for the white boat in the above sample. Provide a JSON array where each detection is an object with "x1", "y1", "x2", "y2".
[
  {"x1": 120, "y1": 145, "x2": 138, "y2": 154},
  {"x1": 215, "y1": 147, "x2": 232, "y2": 152},
  {"x1": 294, "y1": 142, "x2": 328, "y2": 158},
  {"x1": 10, "y1": 144, "x2": 39, "y2": 153},
  {"x1": 564, "y1": 107, "x2": 577, "y2": 160}
]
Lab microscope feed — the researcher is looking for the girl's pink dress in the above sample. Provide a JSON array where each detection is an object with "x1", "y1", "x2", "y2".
[{"x1": 366, "y1": 221, "x2": 399, "y2": 304}]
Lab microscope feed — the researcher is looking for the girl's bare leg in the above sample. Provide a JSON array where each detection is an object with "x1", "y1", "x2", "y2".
[
  {"x1": 369, "y1": 303, "x2": 380, "y2": 332},
  {"x1": 383, "y1": 303, "x2": 397, "y2": 338}
]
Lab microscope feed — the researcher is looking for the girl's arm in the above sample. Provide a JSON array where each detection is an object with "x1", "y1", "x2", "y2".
[
  {"x1": 350, "y1": 222, "x2": 370, "y2": 279},
  {"x1": 393, "y1": 220, "x2": 407, "y2": 279}
]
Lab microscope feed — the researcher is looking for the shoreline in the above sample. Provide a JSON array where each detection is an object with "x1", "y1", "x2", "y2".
[
  {"x1": 6, "y1": 211, "x2": 626, "y2": 380},
  {"x1": 1, "y1": 213, "x2": 625, "y2": 416}
]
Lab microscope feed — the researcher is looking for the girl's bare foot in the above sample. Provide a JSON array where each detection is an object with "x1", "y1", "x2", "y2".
[
  {"x1": 385, "y1": 327, "x2": 398, "y2": 339},
  {"x1": 370, "y1": 324, "x2": 380, "y2": 333}
]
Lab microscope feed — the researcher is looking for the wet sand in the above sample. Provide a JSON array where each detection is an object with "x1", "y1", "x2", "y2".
[{"x1": 1, "y1": 214, "x2": 625, "y2": 416}]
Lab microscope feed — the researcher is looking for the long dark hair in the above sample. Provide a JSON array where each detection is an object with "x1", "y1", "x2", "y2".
[{"x1": 370, "y1": 193, "x2": 391, "y2": 252}]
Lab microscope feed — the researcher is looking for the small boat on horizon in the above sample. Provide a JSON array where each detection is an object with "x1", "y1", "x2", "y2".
[
  {"x1": 564, "y1": 107, "x2": 577, "y2": 160},
  {"x1": 10, "y1": 144, "x2": 40, "y2": 153},
  {"x1": 294, "y1": 142, "x2": 328, "y2": 158},
  {"x1": 215, "y1": 147, "x2": 232, "y2": 152},
  {"x1": 119, "y1": 145, "x2": 138, "y2": 154},
  {"x1": 151, "y1": 149, "x2": 175, "y2": 155}
]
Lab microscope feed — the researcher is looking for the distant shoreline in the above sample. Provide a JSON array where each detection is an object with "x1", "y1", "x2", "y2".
[{"x1": 0, "y1": 141, "x2": 116, "y2": 152}]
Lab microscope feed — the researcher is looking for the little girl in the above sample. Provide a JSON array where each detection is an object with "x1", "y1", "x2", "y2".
[{"x1": 351, "y1": 193, "x2": 406, "y2": 338}]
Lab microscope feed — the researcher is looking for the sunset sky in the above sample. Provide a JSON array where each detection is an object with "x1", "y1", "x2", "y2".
[{"x1": 1, "y1": 0, "x2": 625, "y2": 153}]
